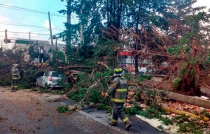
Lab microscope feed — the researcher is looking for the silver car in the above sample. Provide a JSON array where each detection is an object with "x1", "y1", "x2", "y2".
[{"x1": 36, "y1": 71, "x2": 64, "y2": 89}]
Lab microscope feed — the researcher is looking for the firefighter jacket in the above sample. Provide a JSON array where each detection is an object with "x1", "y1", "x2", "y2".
[
  {"x1": 11, "y1": 67, "x2": 20, "y2": 80},
  {"x1": 106, "y1": 76, "x2": 128, "y2": 103}
]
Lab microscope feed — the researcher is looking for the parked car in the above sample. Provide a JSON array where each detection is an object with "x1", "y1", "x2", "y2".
[{"x1": 36, "y1": 71, "x2": 65, "y2": 89}]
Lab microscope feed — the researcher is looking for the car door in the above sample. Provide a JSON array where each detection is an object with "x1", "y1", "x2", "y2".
[{"x1": 37, "y1": 74, "x2": 44, "y2": 87}]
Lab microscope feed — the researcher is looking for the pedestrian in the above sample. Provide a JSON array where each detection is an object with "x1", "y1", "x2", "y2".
[
  {"x1": 11, "y1": 64, "x2": 20, "y2": 90},
  {"x1": 39, "y1": 45, "x2": 46, "y2": 63},
  {"x1": 104, "y1": 68, "x2": 132, "y2": 131}
]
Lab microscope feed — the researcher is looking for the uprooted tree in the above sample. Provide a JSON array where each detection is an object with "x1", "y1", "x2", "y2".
[
  {"x1": 56, "y1": 0, "x2": 210, "y2": 96},
  {"x1": 103, "y1": 2, "x2": 210, "y2": 96}
]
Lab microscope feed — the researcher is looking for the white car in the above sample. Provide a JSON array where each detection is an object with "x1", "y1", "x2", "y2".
[{"x1": 36, "y1": 71, "x2": 64, "y2": 89}]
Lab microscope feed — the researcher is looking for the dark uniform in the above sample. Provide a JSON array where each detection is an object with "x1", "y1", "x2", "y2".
[
  {"x1": 105, "y1": 68, "x2": 132, "y2": 131},
  {"x1": 39, "y1": 46, "x2": 46, "y2": 63},
  {"x1": 11, "y1": 64, "x2": 20, "y2": 90}
]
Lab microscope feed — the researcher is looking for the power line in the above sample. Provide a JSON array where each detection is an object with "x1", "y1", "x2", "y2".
[
  {"x1": 31, "y1": 29, "x2": 49, "y2": 32},
  {"x1": 0, "y1": 20, "x2": 65, "y2": 31},
  {"x1": 0, "y1": 4, "x2": 66, "y2": 18},
  {"x1": 0, "y1": 31, "x2": 50, "y2": 35},
  {"x1": 0, "y1": 22, "x2": 65, "y2": 30}
]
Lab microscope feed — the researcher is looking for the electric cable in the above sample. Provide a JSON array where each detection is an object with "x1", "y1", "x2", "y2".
[
  {"x1": 0, "y1": 22, "x2": 65, "y2": 30},
  {"x1": 0, "y1": 31, "x2": 50, "y2": 35},
  {"x1": 0, "y1": 4, "x2": 66, "y2": 18}
]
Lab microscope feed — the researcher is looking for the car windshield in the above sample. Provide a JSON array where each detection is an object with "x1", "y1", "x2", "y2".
[
  {"x1": 58, "y1": 74, "x2": 64, "y2": 77},
  {"x1": 51, "y1": 72, "x2": 59, "y2": 77}
]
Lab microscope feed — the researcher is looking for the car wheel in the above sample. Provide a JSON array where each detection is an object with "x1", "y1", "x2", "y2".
[{"x1": 44, "y1": 83, "x2": 48, "y2": 89}]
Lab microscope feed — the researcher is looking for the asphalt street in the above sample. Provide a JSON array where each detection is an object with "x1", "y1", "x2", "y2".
[{"x1": 0, "y1": 87, "x2": 167, "y2": 134}]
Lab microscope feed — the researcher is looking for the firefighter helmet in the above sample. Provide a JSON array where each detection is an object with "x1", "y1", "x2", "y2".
[
  {"x1": 12, "y1": 64, "x2": 18, "y2": 68},
  {"x1": 114, "y1": 68, "x2": 124, "y2": 76}
]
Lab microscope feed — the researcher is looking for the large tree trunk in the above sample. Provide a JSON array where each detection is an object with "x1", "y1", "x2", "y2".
[{"x1": 166, "y1": 91, "x2": 210, "y2": 109}]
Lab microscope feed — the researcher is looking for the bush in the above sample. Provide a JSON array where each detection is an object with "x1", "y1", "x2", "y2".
[
  {"x1": 56, "y1": 106, "x2": 68, "y2": 113},
  {"x1": 138, "y1": 74, "x2": 152, "y2": 82},
  {"x1": 67, "y1": 88, "x2": 87, "y2": 102}
]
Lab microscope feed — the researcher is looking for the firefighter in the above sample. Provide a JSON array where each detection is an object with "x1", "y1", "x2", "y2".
[
  {"x1": 105, "y1": 68, "x2": 132, "y2": 131},
  {"x1": 11, "y1": 64, "x2": 20, "y2": 90}
]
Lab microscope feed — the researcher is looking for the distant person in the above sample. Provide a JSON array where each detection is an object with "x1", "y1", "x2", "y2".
[
  {"x1": 11, "y1": 64, "x2": 20, "y2": 90},
  {"x1": 39, "y1": 46, "x2": 46, "y2": 63}
]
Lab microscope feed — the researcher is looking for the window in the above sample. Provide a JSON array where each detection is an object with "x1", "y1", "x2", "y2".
[
  {"x1": 44, "y1": 72, "x2": 49, "y2": 76},
  {"x1": 51, "y1": 72, "x2": 59, "y2": 77}
]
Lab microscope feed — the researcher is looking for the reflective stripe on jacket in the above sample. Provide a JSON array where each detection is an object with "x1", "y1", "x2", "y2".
[
  {"x1": 107, "y1": 76, "x2": 128, "y2": 103},
  {"x1": 11, "y1": 68, "x2": 20, "y2": 80}
]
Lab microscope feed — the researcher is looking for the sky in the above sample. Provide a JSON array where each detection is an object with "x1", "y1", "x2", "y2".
[
  {"x1": 0, "y1": 0, "x2": 209, "y2": 49},
  {"x1": 0, "y1": 0, "x2": 78, "y2": 49}
]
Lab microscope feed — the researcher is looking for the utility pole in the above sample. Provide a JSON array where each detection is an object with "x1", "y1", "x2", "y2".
[
  {"x1": 29, "y1": 32, "x2": 31, "y2": 45},
  {"x1": 56, "y1": 38, "x2": 58, "y2": 50},
  {"x1": 48, "y1": 12, "x2": 54, "y2": 50},
  {"x1": 5, "y1": 29, "x2": 7, "y2": 44}
]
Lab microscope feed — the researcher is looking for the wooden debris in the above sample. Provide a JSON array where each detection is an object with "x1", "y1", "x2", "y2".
[
  {"x1": 129, "y1": 81, "x2": 210, "y2": 109},
  {"x1": 162, "y1": 106, "x2": 209, "y2": 121},
  {"x1": 97, "y1": 62, "x2": 109, "y2": 69},
  {"x1": 58, "y1": 66, "x2": 92, "y2": 69},
  {"x1": 165, "y1": 92, "x2": 210, "y2": 109}
]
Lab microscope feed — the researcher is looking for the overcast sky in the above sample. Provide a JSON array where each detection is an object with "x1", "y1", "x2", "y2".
[{"x1": 0, "y1": 0, "x2": 209, "y2": 49}]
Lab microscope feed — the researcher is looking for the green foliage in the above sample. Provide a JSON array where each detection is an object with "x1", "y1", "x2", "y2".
[
  {"x1": 172, "y1": 78, "x2": 181, "y2": 88},
  {"x1": 38, "y1": 88, "x2": 49, "y2": 93},
  {"x1": 138, "y1": 106, "x2": 165, "y2": 119},
  {"x1": 180, "y1": 62, "x2": 188, "y2": 78},
  {"x1": 28, "y1": 45, "x2": 39, "y2": 61},
  {"x1": 178, "y1": 32, "x2": 192, "y2": 46},
  {"x1": 157, "y1": 125, "x2": 164, "y2": 130},
  {"x1": 89, "y1": 89, "x2": 104, "y2": 104},
  {"x1": 95, "y1": 71, "x2": 103, "y2": 80},
  {"x1": 189, "y1": 69, "x2": 194, "y2": 77},
  {"x1": 18, "y1": 68, "x2": 41, "y2": 89},
  {"x1": 124, "y1": 73, "x2": 131, "y2": 81},
  {"x1": 167, "y1": 45, "x2": 181, "y2": 56},
  {"x1": 66, "y1": 87, "x2": 107, "y2": 105},
  {"x1": 171, "y1": 114, "x2": 205, "y2": 133},
  {"x1": 96, "y1": 103, "x2": 111, "y2": 113},
  {"x1": 18, "y1": 81, "x2": 31, "y2": 89},
  {"x1": 124, "y1": 106, "x2": 140, "y2": 116},
  {"x1": 0, "y1": 77, "x2": 10, "y2": 86},
  {"x1": 201, "y1": 109, "x2": 210, "y2": 118},
  {"x1": 49, "y1": 50, "x2": 66, "y2": 69},
  {"x1": 56, "y1": 106, "x2": 68, "y2": 113},
  {"x1": 67, "y1": 88, "x2": 87, "y2": 102},
  {"x1": 94, "y1": 69, "x2": 112, "y2": 80},
  {"x1": 138, "y1": 74, "x2": 152, "y2": 82},
  {"x1": 159, "y1": 117, "x2": 171, "y2": 125},
  {"x1": 204, "y1": 56, "x2": 210, "y2": 69}
]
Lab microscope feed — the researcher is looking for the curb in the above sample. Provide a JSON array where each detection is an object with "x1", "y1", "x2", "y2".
[{"x1": 136, "y1": 115, "x2": 178, "y2": 134}]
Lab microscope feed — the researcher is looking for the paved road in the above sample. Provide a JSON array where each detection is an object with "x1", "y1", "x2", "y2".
[{"x1": 0, "y1": 87, "x2": 167, "y2": 134}]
